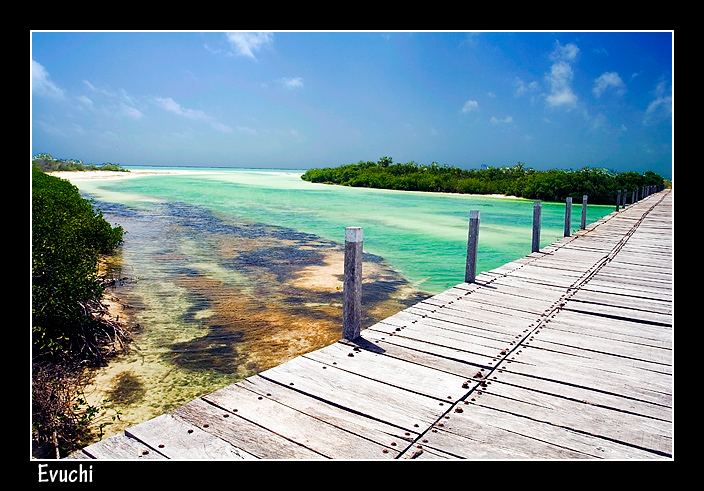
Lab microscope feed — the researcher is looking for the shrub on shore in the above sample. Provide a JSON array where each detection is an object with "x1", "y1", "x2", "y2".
[
  {"x1": 31, "y1": 163, "x2": 127, "y2": 457},
  {"x1": 32, "y1": 153, "x2": 129, "y2": 173}
]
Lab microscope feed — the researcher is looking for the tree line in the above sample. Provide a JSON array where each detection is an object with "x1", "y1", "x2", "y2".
[
  {"x1": 301, "y1": 157, "x2": 668, "y2": 205},
  {"x1": 32, "y1": 163, "x2": 127, "y2": 458},
  {"x1": 32, "y1": 153, "x2": 129, "y2": 173}
]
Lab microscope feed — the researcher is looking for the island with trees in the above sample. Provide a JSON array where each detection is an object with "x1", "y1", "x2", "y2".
[
  {"x1": 301, "y1": 157, "x2": 669, "y2": 205},
  {"x1": 32, "y1": 153, "x2": 129, "y2": 173}
]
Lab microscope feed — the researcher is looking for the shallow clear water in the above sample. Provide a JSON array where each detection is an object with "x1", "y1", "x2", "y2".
[
  {"x1": 68, "y1": 167, "x2": 613, "y2": 439},
  {"x1": 81, "y1": 167, "x2": 612, "y2": 292}
]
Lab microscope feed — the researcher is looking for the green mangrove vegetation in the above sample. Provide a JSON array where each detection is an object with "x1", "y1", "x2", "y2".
[
  {"x1": 32, "y1": 153, "x2": 129, "y2": 173},
  {"x1": 32, "y1": 163, "x2": 127, "y2": 458},
  {"x1": 301, "y1": 157, "x2": 668, "y2": 205}
]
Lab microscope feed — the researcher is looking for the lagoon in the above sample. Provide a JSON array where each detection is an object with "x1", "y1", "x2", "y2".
[{"x1": 76, "y1": 167, "x2": 612, "y2": 292}]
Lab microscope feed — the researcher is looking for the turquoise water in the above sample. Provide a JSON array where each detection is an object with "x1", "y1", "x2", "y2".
[
  {"x1": 80, "y1": 167, "x2": 612, "y2": 294},
  {"x1": 67, "y1": 167, "x2": 613, "y2": 438}
]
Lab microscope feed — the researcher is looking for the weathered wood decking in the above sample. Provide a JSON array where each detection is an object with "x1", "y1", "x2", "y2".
[{"x1": 71, "y1": 190, "x2": 673, "y2": 460}]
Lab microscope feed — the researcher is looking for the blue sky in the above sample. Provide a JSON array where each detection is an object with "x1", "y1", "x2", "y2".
[{"x1": 31, "y1": 31, "x2": 673, "y2": 178}]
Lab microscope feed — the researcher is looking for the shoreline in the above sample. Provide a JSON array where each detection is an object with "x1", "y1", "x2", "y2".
[
  {"x1": 49, "y1": 168, "x2": 184, "y2": 181},
  {"x1": 49, "y1": 168, "x2": 521, "y2": 200}
]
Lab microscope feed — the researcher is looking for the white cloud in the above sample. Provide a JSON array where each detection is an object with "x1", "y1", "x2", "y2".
[
  {"x1": 156, "y1": 96, "x2": 233, "y2": 133},
  {"x1": 203, "y1": 43, "x2": 221, "y2": 55},
  {"x1": 490, "y1": 115, "x2": 513, "y2": 124},
  {"x1": 83, "y1": 79, "x2": 115, "y2": 97},
  {"x1": 31, "y1": 60, "x2": 65, "y2": 100},
  {"x1": 120, "y1": 102, "x2": 144, "y2": 119},
  {"x1": 593, "y1": 72, "x2": 625, "y2": 98},
  {"x1": 545, "y1": 42, "x2": 580, "y2": 108},
  {"x1": 225, "y1": 32, "x2": 273, "y2": 59},
  {"x1": 76, "y1": 95, "x2": 93, "y2": 108},
  {"x1": 462, "y1": 100, "x2": 479, "y2": 113},
  {"x1": 550, "y1": 41, "x2": 580, "y2": 63},
  {"x1": 157, "y1": 97, "x2": 207, "y2": 120},
  {"x1": 236, "y1": 126, "x2": 258, "y2": 135},
  {"x1": 514, "y1": 77, "x2": 538, "y2": 98},
  {"x1": 546, "y1": 60, "x2": 577, "y2": 108},
  {"x1": 82, "y1": 80, "x2": 143, "y2": 119},
  {"x1": 281, "y1": 77, "x2": 304, "y2": 90},
  {"x1": 643, "y1": 81, "x2": 672, "y2": 125}
]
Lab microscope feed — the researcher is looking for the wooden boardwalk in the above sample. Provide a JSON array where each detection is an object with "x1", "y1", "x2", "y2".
[{"x1": 70, "y1": 190, "x2": 673, "y2": 460}]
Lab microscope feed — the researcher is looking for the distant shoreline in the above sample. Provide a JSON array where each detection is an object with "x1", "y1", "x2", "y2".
[
  {"x1": 49, "y1": 168, "x2": 521, "y2": 201},
  {"x1": 50, "y1": 168, "x2": 180, "y2": 180}
]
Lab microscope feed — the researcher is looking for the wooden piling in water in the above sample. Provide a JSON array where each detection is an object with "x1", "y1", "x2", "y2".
[
  {"x1": 465, "y1": 210, "x2": 480, "y2": 283},
  {"x1": 581, "y1": 195, "x2": 587, "y2": 230},
  {"x1": 564, "y1": 197, "x2": 572, "y2": 237},
  {"x1": 343, "y1": 227, "x2": 363, "y2": 341},
  {"x1": 532, "y1": 202, "x2": 541, "y2": 253}
]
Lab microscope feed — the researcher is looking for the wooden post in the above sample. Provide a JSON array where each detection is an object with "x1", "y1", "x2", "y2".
[
  {"x1": 465, "y1": 210, "x2": 480, "y2": 283},
  {"x1": 343, "y1": 227, "x2": 363, "y2": 340},
  {"x1": 564, "y1": 197, "x2": 572, "y2": 237},
  {"x1": 622, "y1": 189, "x2": 627, "y2": 208},
  {"x1": 532, "y1": 201, "x2": 541, "y2": 253},
  {"x1": 631, "y1": 189, "x2": 636, "y2": 205},
  {"x1": 616, "y1": 190, "x2": 621, "y2": 211},
  {"x1": 580, "y1": 195, "x2": 587, "y2": 230}
]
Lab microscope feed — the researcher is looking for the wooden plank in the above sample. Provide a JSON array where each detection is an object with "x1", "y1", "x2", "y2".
[
  {"x1": 72, "y1": 433, "x2": 166, "y2": 460},
  {"x1": 456, "y1": 279, "x2": 568, "y2": 302},
  {"x1": 256, "y1": 355, "x2": 448, "y2": 430},
  {"x1": 172, "y1": 398, "x2": 322, "y2": 459},
  {"x1": 562, "y1": 298, "x2": 672, "y2": 327},
  {"x1": 540, "y1": 309, "x2": 672, "y2": 349},
  {"x1": 401, "y1": 305, "x2": 535, "y2": 338},
  {"x1": 303, "y1": 341, "x2": 470, "y2": 402},
  {"x1": 453, "y1": 279, "x2": 571, "y2": 299},
  {"x1": 480, "y1": 266, "x2": 585, "y2": 289},
  {"x1": 503, "y1": 341, "x2": 673, "y2": 406},
  {"x1": 578, "y1": 279, "x2": 672, "y2": 302},
  {"x1": 567, "y1": 289, "x2": 672, "y2": 315},
  {"x1": 238, "y1": 375, "x2": 419, "y2": 447},
  {"x1": 376, "y1": 308, "x2": 520, "y2": 344},
  {"x1": 413, "y1": 294, "x2": 542, "y2": 325},
  {"x1": 411, "y1": 421, "x2": 591, "y2": 459},
  {"x1": 485, "y1": 368, "x2": 672, "y2": 422},
  {"x1": 125, "y1": 413, "x2": 255, "y2": 460},
  {"x1": 444, "y1": 400, "x2": 664, "y2": 459},
  {"x1": 532, "y1": 318, "x2": 672, "y2": 365},
  {"x1": 202, "y1": 381, "x2": 399, "y2": 459},
  {"x1": 372, "y1": 314, "x2": 519, "y2": 355},
  {"x1": 518, "y1": 321, "x2": 673, "y2": 375},
  {"x1": 361, "y1": 327, "x2": 499, "y2": 376},
  {"x1": 467, "y1": 382, "x2": 672, "y2": 457}
]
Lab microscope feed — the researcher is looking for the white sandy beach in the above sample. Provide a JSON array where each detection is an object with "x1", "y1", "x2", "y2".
[{"x1": 49, "y1": 168, "x2": 185, "y2": 182}]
